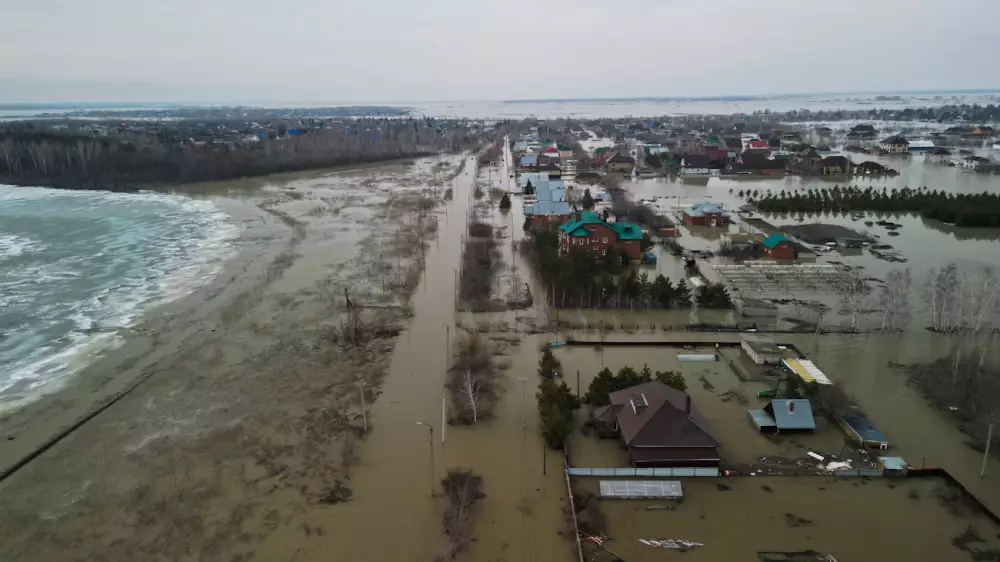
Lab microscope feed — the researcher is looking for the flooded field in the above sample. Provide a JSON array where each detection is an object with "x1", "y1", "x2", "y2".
[
  {"x1": 617, "y1": 151, "x2": 1000, "y2": 332},
  {"x1": 0, "y1": 155, "x2": 484, "y2": 561},
  {"x1": 3, "y1": 132, "x2": 1000, "y2": 562},
  {"x1": 574, "y1": 476, "x2": 1000, "y2": 562}
]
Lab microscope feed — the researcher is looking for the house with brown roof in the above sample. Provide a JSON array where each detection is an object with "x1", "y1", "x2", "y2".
[
  {"x1": 592, "y1": 381, "x2": 719, "y2": 467},
  {"x1": 604, "y1": 152, "x2": 635, "y2": 174},
  {"x1": 820, "y1": 155, "x2": 850, "y2": 175}
]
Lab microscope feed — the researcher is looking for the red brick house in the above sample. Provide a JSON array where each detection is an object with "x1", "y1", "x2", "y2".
[
  {"x1": 762, "y1": 233, "x2": 796, "y2": 259},
  {"x1": 682, "y1": 203, "x2": 728, "y2": 227},
  {"x1": 558, "y1": 211, "x2": 643, "y2": 260}
]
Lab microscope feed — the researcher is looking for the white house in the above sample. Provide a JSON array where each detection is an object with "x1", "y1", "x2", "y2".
[{"x1": 878, "y1": 136, "x2": 910, "y2": 154}]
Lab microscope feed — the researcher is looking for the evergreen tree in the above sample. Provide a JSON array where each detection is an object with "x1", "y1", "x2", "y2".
[
  {"x1": 499, "y1": 192, "x2": 512, "y2": 210},
  {"x1": 538, "y1": 347, "x2": 562, "y2": 379},
  {"x1": 675, "y1": 279, "x2": 692, "y2": 306},
  {"x1": 582, "y1": 188, "x2": 595, "y2": 210}
]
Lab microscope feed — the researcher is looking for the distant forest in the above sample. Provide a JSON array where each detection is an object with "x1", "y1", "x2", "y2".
[
  {"x1": 0, "y1": 119, "x2": 496, "y2": 191},
  {"x1": 753, "y1": 104, "x2": 1000, "y2": 124}
]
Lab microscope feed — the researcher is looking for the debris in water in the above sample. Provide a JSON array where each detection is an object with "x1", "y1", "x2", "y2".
[
  {"x1": 646, "y1": 505, "x2": 676, "y2": 511},
  {"x1": 639, "y1": 538, "x2": 704, "y2": 551},
  {"x1": 761, "y1": 485, "x2": 774, "y2": 493},
  {"x1": 318, "y1": 480, "x2": 353, "y2": 504},
  {"x1": 824, "y1": 460, "x2": 852, "y2": 472},
  {"x1": 716, "y1": 483, "x2": 732, "y2": 491},
  {"x1": 784, "y1": 513, "x2": 813, "y2": 528},
  {"x1": 952, "y1": 525, "x2": 985, "y2": 552}
]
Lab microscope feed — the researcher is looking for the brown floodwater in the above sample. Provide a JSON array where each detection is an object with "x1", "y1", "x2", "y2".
[{"x1": 574, "y1": 476, "x2": 1000, "y2": 562}]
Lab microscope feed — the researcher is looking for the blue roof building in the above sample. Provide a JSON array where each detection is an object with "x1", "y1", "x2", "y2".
[
  {"x1": 520, "y1": 154, "x2": 538, "y2": 168},
  {"x1": 526, "y1": 200, "x2": 572, "y2": 217},
  {"x1": 685, "y1": 202, "x2": 726, "y2": 217},
  {"x1": 762, "y1": 233, "x2": 791, "y2": 249},
  {"x1": 748, "y1": 399, "x2": 815, "y2": 433},
  {"x1": 536, "y1": 180, "x2": 566, "y2": 203}
]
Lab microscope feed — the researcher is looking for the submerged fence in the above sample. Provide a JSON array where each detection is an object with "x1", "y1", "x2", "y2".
[{"x1": 567, "y1": 467, "x2": 720, "y2": 477}]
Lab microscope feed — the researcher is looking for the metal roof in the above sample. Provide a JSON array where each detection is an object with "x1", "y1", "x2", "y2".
[
  {"x1": 769, "y1": 399, "x2": 816, "y2": 430},
  {"x1": 762, "y1": 233, "x2": 790, "y2": 249},
  {"x1": 684, "y1": 202, "x2": 725, "y2": 217},
  {"x1": 599, "y1": 480, "x2": 683, "y2": 499},
  {"x1": 749, "y1": 408, "x2": 777, "y2": 428},
  {"x1": 879, "y1": 456, "x2": 908, "y2": 471},
  {"x1": 526, "y1": 200, "x2": 571, "y2": 216},
  {"x1": 782, "y1": 359, "x2": 833, "y2": 385}
]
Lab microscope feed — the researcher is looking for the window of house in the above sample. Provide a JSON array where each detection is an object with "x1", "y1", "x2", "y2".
[
  {"x1": 592, "y1": 237, "x2": 598, "y2": 243},
  {"x1": 593, "y1": 246, "x2": 598, "y2": 251},
  {"x1": 602, "y1": 237, "x2": 608, "y2": 243},
  {"x1": 571, "y1": 238, "x2": 575, "y2": 245},
  {"x1": 602, "y1": 249, "x2": 607, "y2": 256}
]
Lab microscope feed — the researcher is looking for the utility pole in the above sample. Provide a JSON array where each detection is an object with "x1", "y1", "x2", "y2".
[
  {"x1": 518, "y1": 376, "x2": 528, "y2": 429},
  {"x1": 982, "y1": 413, "x2": 995, "y2": 477},
  {"x1": 357, "y1": 381, "x2": 368, "y2": 432},
  {"x1": 441, "y1": 392, "x2": 447, "y2": 444},
  {"x1": 577, "y1": 370, "x2": 581, "y2": 400},
  {"x1": 416, "y1": 422, "x2": 434, "y2": 496}
]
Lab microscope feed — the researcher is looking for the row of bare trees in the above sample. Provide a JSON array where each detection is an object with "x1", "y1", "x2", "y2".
[
  {"x1": 925, "y1": 264, "x2": 999, "y2": 333},
  {"x1": 0, "y1": 121, "x2": 493, "y2": 191},
  {"x1": 832, "y1": 264, "x2": 998, "y2": 332}
]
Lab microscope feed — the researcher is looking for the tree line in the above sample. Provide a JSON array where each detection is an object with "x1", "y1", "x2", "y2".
[
  {"x1": 750, "y1": 185, "x2": 1000, "y2": 227},
  {"x1": 583, "y1": 365, "x2": 687, "y2": 406},
  {"x1": 520, "y1": 230, "x2": 731, "y2": 309},
  {"x1": 0, "y1": 120, "x2": 498, "y2": 191}
]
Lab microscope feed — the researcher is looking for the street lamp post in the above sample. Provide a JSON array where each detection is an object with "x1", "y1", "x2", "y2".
[{"x1": 416, "y1": 422, "x2": 434, "y2": 496}]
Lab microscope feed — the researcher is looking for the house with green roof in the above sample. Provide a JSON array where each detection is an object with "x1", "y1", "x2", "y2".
[
  {"x1": 761, "y1": 233, "x2": 796, "y2": 259},
  {"x1": 558, "y1": 211, "x2": 643, "y2": 260}
]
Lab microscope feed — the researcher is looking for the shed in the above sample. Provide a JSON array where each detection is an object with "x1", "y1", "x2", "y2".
[
  {"x1": 782, "y1": 359, "x2": 832, "y2": 385},
  {"x1": 840, "y1": 414, "x2": 889, "y2": 449},
  {"x1": 741, "y1": 334, "x2": 783, "y2": 365},
  {"x1": 641, "y1": 251, "x2": 657, "y2": 265},
  {"x1": 748, "y1": 399, "x2": 815, "y2": 433},
  {"x1": 599, "y1": 480, "x2": 683, "y2": 499},
  {"x1": 879, "y1": 456, "x2": 909, "y2": 476},
  {"x1": 835, "y1": 237, "x2": 865, "y2": 249}
]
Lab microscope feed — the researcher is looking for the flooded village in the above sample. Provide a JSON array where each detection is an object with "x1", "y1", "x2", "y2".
[{"x1": 5, "y1": 106, "x2": 1000, "y2": 562}]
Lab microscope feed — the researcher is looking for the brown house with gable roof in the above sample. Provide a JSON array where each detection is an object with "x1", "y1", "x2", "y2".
[{"x1": 592, "y1": 381, "x2": 720, "y2": 467}]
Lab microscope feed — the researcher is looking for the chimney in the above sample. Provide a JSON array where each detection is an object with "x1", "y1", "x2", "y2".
[{"x1": 685, "y1": 395, "x2": 691, "y2": 415}]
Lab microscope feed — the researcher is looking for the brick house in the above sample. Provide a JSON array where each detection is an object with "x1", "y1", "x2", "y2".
[
  {"x1": 682, "y1": 202, "x2": 728, "y2": 227},
  {"x1": 762, "y1": 233, "x2": 796, "y2": 259},
  {"x1": 558, "y1": 211, "x2": 643, "y2": 260}
]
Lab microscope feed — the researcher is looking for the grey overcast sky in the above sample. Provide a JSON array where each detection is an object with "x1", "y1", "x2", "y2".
[{"x1": 2, "y1": 0, "x2": 999, "y2": 103}]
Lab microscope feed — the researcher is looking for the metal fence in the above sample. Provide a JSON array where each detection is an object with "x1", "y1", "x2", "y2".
[{"x1": 567, "y1": 467, "x2": 719, "y2": 477}]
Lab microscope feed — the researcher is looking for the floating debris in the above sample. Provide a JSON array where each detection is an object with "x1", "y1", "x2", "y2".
[{"x1": 639, "y1": 538, "x2": 704, "y2": 551}]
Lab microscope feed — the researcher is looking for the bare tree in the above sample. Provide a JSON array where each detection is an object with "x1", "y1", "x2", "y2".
[
  {"x1": 879, "y1": 267, "x2": 912, "y2": 331},
  {"x1": 460, "y1": 369, "x2": 480, "y2": 424},
  {"x1": 969, "y1": 266, "x2": 999, "y2": 332},
  {"x1": 925, "y1": 264, "x2": 962, "y2": 331},
  {"x1": 837, "y1": 267, "x2": 870, "y2": 332}
]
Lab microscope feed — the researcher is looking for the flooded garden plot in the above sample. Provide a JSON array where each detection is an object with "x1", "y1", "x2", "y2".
[
  {"x1": 560, "y1": 345, "x2": 853, "y2": 469},
  {"x1": 573, "y1": 476, "x2": 1000, "y2": 562}
]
